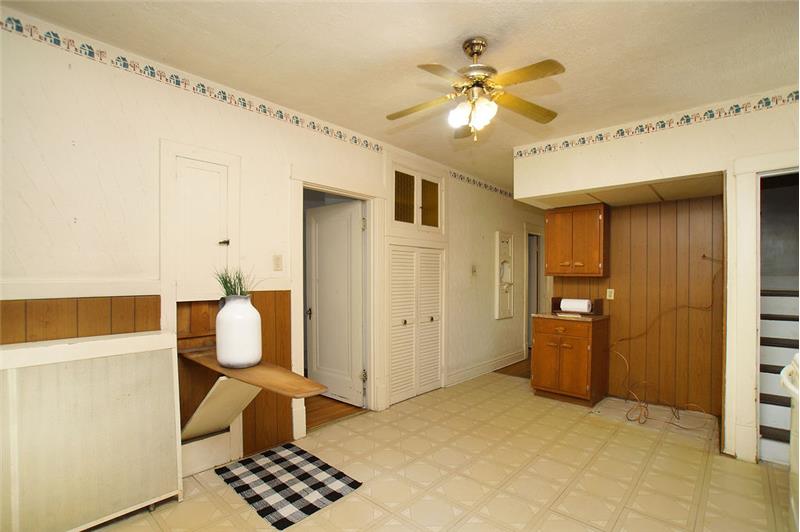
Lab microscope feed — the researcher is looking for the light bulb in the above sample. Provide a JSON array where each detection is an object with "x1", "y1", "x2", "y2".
[
  {"x1": 447, "y1": 101, "x2": 471, "y2": 128},
  {"x1": 469, "y1": 97, "x2": 497, "y2": 130}
]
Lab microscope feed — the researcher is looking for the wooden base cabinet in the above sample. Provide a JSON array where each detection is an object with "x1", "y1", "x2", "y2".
[{"x1": 531, "y1": 315, "x2": 609, "y2": 405}]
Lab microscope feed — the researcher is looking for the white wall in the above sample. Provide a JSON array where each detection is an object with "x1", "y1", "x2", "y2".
[
  {"x1": 513, "y1": 88, "x2": 799, "y2": 461},
  {"x1": 513, "y1": 88, "x2": 798, "y2": 204},
  {"x1": 445, "y1": 178, "x2": 543, "y2": 383},
  {"x1": 1, "y1": 10, "x2": 541, "y2": 422},
  {"x1": 1, "y1": 10, "x2": 386, "y2": 299}
]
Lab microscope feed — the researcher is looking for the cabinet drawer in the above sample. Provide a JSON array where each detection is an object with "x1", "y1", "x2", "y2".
[{"x1": 533, "y1": 318, "x2": 591, "y2": 338}]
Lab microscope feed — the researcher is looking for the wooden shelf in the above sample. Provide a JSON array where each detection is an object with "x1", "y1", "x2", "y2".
[{"x1": 180, "y1": 348, "x2": 326, "y2": 399}]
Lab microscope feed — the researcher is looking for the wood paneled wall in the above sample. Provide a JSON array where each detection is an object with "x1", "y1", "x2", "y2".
[
  {"x1": 176, "y1": 291, "x2": 293, "y2": 455},
  {"x1": 0, "y1": 295, "x2": 160, "y2": 344},
  {"x1": 552, "y1": 197, "x2": 725, "y2": 415}
]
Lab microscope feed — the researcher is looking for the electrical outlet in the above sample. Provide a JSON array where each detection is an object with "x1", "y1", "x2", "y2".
[
  {"x1": 273, "y1": 254, "x2": 283, "y2": 272},
  {"x1": 606, "y1": 288, "x2": 615, "y2": 300}
]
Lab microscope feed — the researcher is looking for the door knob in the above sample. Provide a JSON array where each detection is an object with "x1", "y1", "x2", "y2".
[
  {"x1": 430, "y1": 316, "x2": 434, "y2": 322},
  {"x1": 402, "y1": 319, "x2": 408, "y2": 325}
]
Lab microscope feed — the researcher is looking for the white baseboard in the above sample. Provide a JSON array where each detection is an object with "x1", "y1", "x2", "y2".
[{"x1": 445, "y1": 350, "x2": 526, "y2": 386}]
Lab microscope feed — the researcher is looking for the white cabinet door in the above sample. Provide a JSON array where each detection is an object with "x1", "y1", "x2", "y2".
[
  {"x1": 389, "y1": 246, "x2": 417, "y2": 404},
  {"x1": 416, "y1": 249, "x2": 442, "y2": 394},
  {"x1": 388, "y1": 246, "x2": 443, "y2": 404},
  {"x1": 175, "y1": 156, "x2": 238, "y2": 301}
]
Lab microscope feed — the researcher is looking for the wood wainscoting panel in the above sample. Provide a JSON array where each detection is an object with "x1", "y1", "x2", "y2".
[
  {"x1": 0, "y1": 296, "x2": 161, "y2": 345},
  {"x1": 552, "y1": 197, "x2": 725, "y2": 416},
  {"x1": 77, "y1": 297, "x2": 112, "y2": 337},
  {"x1": 176, "y1": 291, "x2": 293, "y2": 455}
]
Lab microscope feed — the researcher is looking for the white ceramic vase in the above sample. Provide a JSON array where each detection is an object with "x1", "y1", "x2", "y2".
[{"x1": 216, "y1": 295, "x2": 262, "y2": 368}]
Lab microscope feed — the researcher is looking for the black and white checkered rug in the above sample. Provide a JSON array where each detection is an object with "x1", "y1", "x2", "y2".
[{"x1": 215, "y1": 443, "x2": 362, "y2": 530}]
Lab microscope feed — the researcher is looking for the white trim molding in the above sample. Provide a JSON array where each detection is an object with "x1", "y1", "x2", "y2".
[{"x1": 724, "y1": 149, "x2": 798, "y2": 461}]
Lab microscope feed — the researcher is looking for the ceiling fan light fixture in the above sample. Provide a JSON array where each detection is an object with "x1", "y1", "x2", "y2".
[
  {"x1": 447, "y1": 101, "x2": 472, "y2": 128},
  {"x1": 470, "y1": 96, "x2": 497, "y2": 130}
]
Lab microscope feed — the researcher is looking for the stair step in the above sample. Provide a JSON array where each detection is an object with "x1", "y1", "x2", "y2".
[
  {"x1": 760, "y1": 373, "x2": 789, "y2": 396},
  {"x1": 761, "y1": 393, "x2": 792, "y2": 407},
  {"x1": 760, "y1": 320, "x2": 799, "y2": 340},
  {"x1": 761, "y1": 345, "x2": 796, "y2": 366},
  {"x1": 759, "y1": 437, "x2": 790, "y2": 465},
  {"x1": 760, "y1": 425, "x2": 791, "y2": 443},
  {"x1": 760, "y1": 337, "x2": 799, "y2": 349},
  {"x1": 761, "y1": 314, "x2": 799, "y2": 321},
  {"x1": 760, "y1": 403, "x2": 791, "y2": 430},
  {"x1": 761, "y1": 296, "x2": 798, "y2": 315},
  {"x1": 762, "y1": 289, "x2": 799, "y2": 297},
  {"x1": 760, "y1": 364, "x2": 785, "y2": 374}
]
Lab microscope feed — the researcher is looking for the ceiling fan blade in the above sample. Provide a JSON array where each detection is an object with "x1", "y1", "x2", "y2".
[
  {"x1": 418, "y1": 64, "x2": 466, "y2": 84},
  {"x1": 453, "y1": 125, "x2": 473, "y2": 139},
  {"x1": 386, "y1": 94, "x2": 454, "y2": 120},
  {"x1": 492, "y1": 59, "x2": 565, "y2": 87},
  {"x1": 494, "y1": 92, "x2": 557, "y2": 124}
]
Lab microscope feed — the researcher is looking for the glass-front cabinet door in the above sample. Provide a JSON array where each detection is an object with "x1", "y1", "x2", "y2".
[{"x1": 392, "y1": 168, "x2": 443, "y2": 236}]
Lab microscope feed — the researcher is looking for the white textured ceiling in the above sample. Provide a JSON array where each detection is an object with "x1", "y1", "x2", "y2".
[{"x1": 9, "y1": 1, "x2": 798, "y2": 189}]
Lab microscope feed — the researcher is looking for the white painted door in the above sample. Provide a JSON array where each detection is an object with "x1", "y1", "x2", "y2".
[
  {"x1": 416, "y1": 249, "x2": 443, "y2": 394},
  {"x1": 389, "y1": 246, "x2": 417, "y2": 404},
  {"x1": 389, "y1": 245, "x2": 443, "y2": 404},
  {"x1": 175, "y1": 156, "x2": 238, "y2": 301},
  {"x1": 305, "y1": 201, "x2": 364, "y2": 406}
]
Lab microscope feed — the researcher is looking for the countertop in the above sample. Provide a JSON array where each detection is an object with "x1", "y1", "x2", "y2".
[{"x1": 531, "y1": 313, "x2": 609, "y2": 322}]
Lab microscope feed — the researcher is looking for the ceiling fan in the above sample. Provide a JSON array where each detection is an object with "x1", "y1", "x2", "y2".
[{"x1": 386, "y1": 37, "x2": 564, "y2": 141}]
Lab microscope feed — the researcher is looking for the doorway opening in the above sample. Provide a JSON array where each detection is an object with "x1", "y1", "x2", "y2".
[
  {"x1": 757, "y1": 171, "x2": 798, "y2": 465},
  {"x1": 303, "y1": 188, "x2": 367, "y2": 430},
  {"x1": 497, "y1": 231, "x2": 539, "y2": 380}
]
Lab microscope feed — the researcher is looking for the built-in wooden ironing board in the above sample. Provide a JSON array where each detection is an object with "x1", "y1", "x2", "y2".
[{"x1": 179, "y1": 348, "x2": 326, "y2": 442}]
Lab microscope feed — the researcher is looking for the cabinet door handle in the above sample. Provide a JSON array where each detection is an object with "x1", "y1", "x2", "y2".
[
  {"x1": 559, "y1": 261, "x2": 571, "y2": 267},
  {"x1": 402, "y1": 319, "x2": 408, "y2": 325},
  {"x1": 546, "y1": 342, "x2": 558, "y2": 347},
  {"x1": 430, "y1": 316, "x2": 435, "y2": 322},
  {"x1": 561, "y1": 343, "x2": 573, "y2": 349},
  {"x1": 554, "y1": 326, "x2": 566, "y2": 333},
  {"x1": 218, "y1": 239, "x2": 230, "y2": 246},
  {"x1": 573, "y1": 261, "x2": 584, "y2": 267}
]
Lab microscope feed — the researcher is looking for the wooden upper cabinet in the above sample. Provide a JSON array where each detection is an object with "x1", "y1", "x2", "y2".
[
  {"x1": 545, "y1": 211, "x2": 573, "y2": 274},
  {"x1": 545, "y1": 203, "x2": 609, "y2": 277}
]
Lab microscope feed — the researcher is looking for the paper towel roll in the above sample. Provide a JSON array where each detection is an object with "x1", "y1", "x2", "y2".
[{"x1": 560, "y1": 298, "x2": 592, "y2": 313}]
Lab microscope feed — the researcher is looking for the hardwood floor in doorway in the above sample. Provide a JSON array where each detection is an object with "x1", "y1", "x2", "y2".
[
  {"x1": 305, "y1": 395, "x2": 364, "y2": 430},
  {"x1": 495, "y1": 351, "x2": 531, "y2": 379}
]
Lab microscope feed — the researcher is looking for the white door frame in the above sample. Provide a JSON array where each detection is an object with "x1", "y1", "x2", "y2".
[
  {"x1": 290, "y1": 179, "x2": 386, "y2": 439},
  {"x1": 725, "y1": 149, "x2": 798, "y2": 461},
  {"x1": 522, "y1": 221, "x2": 548, "y2": 355}
]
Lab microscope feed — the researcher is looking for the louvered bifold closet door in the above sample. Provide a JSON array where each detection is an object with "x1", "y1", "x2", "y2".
[
  {"x1": 416, "y1": 249, "x2": 442, "y2": 394},
  {"x1": 389, "y1": 246, "x2": 417, "y2": 404}
]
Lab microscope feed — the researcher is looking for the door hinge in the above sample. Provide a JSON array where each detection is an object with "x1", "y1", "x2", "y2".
[
  {"x1": 361, "y1": 217, "x2": 367, "y2": 231},
  {"x1": 360, "y1": 369, "x2": 368, "y2": 383}
]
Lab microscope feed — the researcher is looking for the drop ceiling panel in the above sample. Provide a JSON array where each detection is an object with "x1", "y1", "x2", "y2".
[
  {"x1": 589, "y1": 185, "x2": 662, "y2": 207},
  {"x1": 652, "y1": 173, "x2": 724, "y2": 201}
]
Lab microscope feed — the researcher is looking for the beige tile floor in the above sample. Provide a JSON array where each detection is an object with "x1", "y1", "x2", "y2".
[{"x1": 100, "y1": 373, "x2": 794, "y2": 531}]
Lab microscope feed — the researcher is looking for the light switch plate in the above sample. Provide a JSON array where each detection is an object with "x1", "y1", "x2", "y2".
[
  {"x1": 606, "y1": 288, "x2": 615, "y2": 300},
  {"x1": 273, "y1": 254, "x2": 283, "y2": 271}
]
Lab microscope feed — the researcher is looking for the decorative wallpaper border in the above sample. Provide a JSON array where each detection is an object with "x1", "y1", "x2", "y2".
[
  {"x1": 514, "y1": 88, "x2": 799, "y2": 160},
  {"x1": 2, "y1": 14, "x2": 384, "y2": 154},
  {"x1": 449, "y1": 170, "x2": 513, "y2": 198}
]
